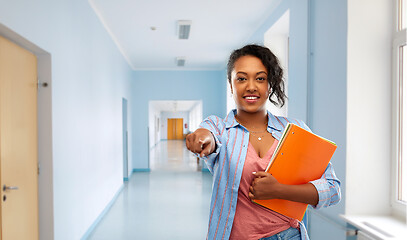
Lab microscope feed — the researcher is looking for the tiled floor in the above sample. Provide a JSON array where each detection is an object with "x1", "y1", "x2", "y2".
[{"x1": 87, "y1": 140, "x2": 213, "y2": 240}]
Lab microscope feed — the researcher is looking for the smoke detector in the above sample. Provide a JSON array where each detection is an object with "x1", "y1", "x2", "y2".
[
  {"x1": 177, "y1": 20, "x2": 191, "y2": 39},
  {"x1": 176, "y1": 57, "x2": 186, "y2": 67}
]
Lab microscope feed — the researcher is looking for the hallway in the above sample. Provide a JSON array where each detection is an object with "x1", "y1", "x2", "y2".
[{"x1": 87, "y1": 140, "x2": 213, "y2": 239}]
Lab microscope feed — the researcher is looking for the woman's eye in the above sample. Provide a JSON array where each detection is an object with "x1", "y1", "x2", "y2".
[
  {"x1": 237, "y1": 77, "x2": 246, "y2": 81},
  {"x1": 257, "y1": 77, "x2": 266, "y2": 81}
]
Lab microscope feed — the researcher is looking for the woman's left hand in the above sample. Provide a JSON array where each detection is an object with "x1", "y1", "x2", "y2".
[{"x1": 249, "y1": 171, "x2": 282, "y2": 200}]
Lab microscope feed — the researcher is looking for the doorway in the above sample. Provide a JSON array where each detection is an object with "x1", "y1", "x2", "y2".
[
  {"x1": 148, "y1": 100, "x2": 202, "y2": 171},
  {"x1": 0, "y1": 35, "x2": 39, "y2": 240},
  {"x1": 263, "y1": 9, "x2": 290, "y2": 117}
]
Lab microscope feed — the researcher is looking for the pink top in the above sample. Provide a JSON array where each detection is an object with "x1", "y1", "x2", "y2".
[{"x1": 229, "y1": 140, "x2": 299, "y2": 240}]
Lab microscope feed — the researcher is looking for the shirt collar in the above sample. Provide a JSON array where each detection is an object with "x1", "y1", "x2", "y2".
[
  {"x1": 225, "y1": 109, "x2": 239, "y2": 129},
  {"x1": 224, "y1": 109, "x2": 283, "y2": 132}
]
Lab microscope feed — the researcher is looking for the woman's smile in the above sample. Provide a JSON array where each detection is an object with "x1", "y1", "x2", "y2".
[{"x1": 243, "y1": 94, "x2": 260, "y2": 103}]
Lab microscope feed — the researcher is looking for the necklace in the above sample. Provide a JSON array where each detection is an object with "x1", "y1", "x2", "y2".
[
  {"x1": 249, "y1": 131, "x2": 267, "y2": 141},
  {"x1": 235, "y1": 117, "x2": 268, "y2": 141}
]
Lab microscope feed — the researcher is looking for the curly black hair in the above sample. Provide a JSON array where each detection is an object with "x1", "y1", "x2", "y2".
[{"x1": 227, "y1": 44, "x2": 286, "y2": 107}]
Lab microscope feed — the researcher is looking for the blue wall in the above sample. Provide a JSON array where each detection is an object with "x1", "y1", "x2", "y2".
[
  {"x1": 248, "y1": 0, "x2": 309, "y2": 121},
  {"x1": 131, "y1": 70, "x2": 227, "y2": 169},
  {"x1": 0, "y1": 0, "x2": 135, "y2": 239},
  {"x1": 306, "y1": 1, "x2": 347, "y2": 239}
]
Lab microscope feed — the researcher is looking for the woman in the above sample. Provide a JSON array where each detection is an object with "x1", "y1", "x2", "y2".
[{"x1": 186, "y1": 44, "x2": 341, "y2": 240}]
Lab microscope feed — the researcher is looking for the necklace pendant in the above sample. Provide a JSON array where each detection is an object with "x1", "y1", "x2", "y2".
[{"x1": 258, "y1": 137, "x2": 262, "y2": 141}]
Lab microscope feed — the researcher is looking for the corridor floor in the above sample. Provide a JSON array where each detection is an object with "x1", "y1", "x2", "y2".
[{"x1": 87, "y1": 140, "x2": 213, "y2": 240}]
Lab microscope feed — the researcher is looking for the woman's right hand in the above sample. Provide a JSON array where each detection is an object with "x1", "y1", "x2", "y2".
[{"x1": 185, "y1": 128, "x2": 216, "y2": 157}]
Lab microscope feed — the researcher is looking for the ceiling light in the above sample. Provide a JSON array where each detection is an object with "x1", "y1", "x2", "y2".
[
  {"x1": 173, "y1": 102, "x2": 177, "y2": 112},
  {"x1": 177, "y1": 20, "x2": 191, "y2": 39},
  {"x1": 176, "y1": 57, "x2": 186, "y2": 67}
]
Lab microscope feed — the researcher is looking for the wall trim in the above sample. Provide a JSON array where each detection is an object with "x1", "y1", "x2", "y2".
[
  {"x1": 80, "y1": 185, "x2": 124, "y2": 240},
  {"x1": 132, "y1": 168, "x2": 151, "y2": 172}
]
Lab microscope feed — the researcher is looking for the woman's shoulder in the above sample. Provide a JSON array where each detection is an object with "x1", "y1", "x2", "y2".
[
  {"x1": 201, "y1": 115, "x2": 227, "y2": 130},
  {"x1": 278, "y1": 116, "x2": 303, "y2": 125},
  {"x1": 203, "y1": 115, "x2": 226, "y2": 124},
  {"x1": 269, "y1": 113, "x2": 310, "y2": 131},
  {"x1": 204, "y1": 111, "x2": 236, "y2": 126}
]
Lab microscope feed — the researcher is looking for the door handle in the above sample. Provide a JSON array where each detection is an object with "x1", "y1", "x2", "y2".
[{"x1": 2, "y1": 185, "x2": 19, "y2": 191}]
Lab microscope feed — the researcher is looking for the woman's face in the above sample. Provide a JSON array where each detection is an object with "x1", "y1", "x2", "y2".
[{"x1": 230, "y1": 55, "x2": 270, "y2": 114}]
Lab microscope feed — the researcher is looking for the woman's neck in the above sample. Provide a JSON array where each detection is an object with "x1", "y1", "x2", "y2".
[{"x1": 235, "y1": 109, "x2": 268, "y2": 130}]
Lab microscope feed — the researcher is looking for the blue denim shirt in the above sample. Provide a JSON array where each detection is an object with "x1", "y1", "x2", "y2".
[{"x1": 199, "y1": 110, "x2": 341, "y2": 240}]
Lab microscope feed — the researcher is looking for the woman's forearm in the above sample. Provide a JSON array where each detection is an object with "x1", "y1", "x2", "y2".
[{"x1": 275, "y1": 182, "x2": 319, "y2": 206}]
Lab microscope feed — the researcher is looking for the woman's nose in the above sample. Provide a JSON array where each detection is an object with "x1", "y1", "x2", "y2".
[{"x1": 246, "y1": 79, "x2": 256, "y2": 91}]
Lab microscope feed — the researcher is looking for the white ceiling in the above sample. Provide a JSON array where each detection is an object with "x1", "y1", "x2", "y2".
[{"x1": 89, "y1": 0, "x2": 280, "y2": 70}]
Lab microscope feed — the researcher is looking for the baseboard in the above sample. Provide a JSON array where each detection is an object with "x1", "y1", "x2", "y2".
[
  {"x1": 80, "y1": 184, "x2": 124, "y2": 240},
  {"x1": 132, "y1": 168, "x2": 151, "y2": 172}
]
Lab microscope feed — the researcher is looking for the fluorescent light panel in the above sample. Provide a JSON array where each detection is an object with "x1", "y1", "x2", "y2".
[
  {"x1": 176, "y1": 57, "x2": 186, "y2": 67},
  {"x1": 177, "y1": 20, "x2": 191, "y2": 39}
]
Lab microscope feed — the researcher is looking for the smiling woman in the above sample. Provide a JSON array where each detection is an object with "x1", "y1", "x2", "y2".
[{"x1": 186, "y1": 44, "x2": 341, "y2": 240}]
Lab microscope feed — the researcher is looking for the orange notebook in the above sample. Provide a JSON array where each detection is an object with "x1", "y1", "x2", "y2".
[{"x1": 253, "y1": 123, "x2": 337, "y2": 221}]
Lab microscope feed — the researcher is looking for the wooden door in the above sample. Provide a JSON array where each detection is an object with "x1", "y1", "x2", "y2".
[
  {"x1": 175, "y1": 119, "x2": 183, "y2": 139},
  {"x1": 167, "y1": 119, "x2": 173, "y2": 140},
  {"x1": 0, "y1": 36, "x2": 39, "y2": 240},
  {"x1": 167, "y1": 118, "x2": 183, "y2": 140}
]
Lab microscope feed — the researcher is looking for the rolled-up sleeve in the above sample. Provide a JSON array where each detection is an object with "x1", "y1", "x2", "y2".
[
  {"x1": 310, "y1": 162, "x2": 341, "y2": 209},
  {"x1": 295, "y1": 119, "x2": 341, "y2": 209}
]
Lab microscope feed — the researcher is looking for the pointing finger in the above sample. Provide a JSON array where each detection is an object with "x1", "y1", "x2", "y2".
[{"x1": 200, "y1": 142, "x2": 212, "y2": 157}]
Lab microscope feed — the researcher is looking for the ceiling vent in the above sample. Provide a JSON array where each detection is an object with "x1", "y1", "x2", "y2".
[
  {"x1": 176, "y1": 57, "x2": 186, "y2": 67},
  {"x1": 177, "y1": 20, "x2": 191, "y2": 39}
]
